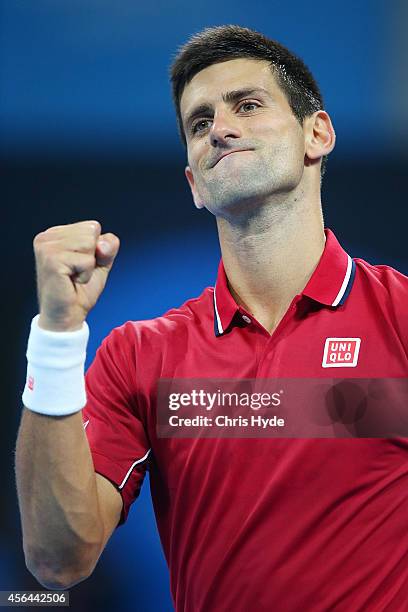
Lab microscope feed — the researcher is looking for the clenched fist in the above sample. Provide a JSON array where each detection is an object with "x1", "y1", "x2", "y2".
[{"x1": 33, "y1": 220, "x2": 120, "y2": 331}]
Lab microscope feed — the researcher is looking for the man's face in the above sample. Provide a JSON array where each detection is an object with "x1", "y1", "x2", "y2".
[{"x1": 180, "y1": 58, "x2": 309, "y2": 216}]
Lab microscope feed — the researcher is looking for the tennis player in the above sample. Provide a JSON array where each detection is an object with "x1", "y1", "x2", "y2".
[{"x1": 16, "y1": 25, "x2": 408, "y2": 610}]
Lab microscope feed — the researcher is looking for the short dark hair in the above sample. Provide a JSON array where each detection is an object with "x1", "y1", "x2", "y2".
[{"x1": 169, "y1": 24, "x2": 328, "y2": 179}]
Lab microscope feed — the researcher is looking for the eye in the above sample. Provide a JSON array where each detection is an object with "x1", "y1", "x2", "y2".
[
  {"x1": 239, "y1": 100, "x2": 260, "y2": 112},
  {"x1": 191, "y1": 119, "x2": 212, "y2": 135},
  {"x1": 190, "y1": 101, "x2": 261, "y2": 136}
]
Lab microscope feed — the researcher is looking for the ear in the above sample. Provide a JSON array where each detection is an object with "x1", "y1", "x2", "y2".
[
  {"x1": 304, "y1": 111, "x2": 336, "y2": 162},
  {"x1": 185, "y1": 166, "x2": 205, "y2": 209}
]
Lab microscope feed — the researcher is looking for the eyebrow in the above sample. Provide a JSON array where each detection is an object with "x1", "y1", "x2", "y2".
[{"x1": 183, "y1": 86, "x2": 273, "y2": 133}]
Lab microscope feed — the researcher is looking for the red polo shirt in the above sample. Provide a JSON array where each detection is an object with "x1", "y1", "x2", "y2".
[{"x1": 83, "y1": 228, "x2": 408, "y2": 611}]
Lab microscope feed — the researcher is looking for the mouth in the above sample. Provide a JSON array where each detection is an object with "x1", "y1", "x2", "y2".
[{"x1": 211, "y1": 149, "x2": 253, "y2": 167}]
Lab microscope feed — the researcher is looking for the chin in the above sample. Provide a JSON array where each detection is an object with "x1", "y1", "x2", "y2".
[{"x1": 205, "y1": 191, "x2": 266, "y2": 219}]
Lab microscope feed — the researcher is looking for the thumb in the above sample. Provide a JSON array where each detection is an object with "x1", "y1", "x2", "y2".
[{"x1": 95, "y1": 233, "x2": 120, "y2": 269}]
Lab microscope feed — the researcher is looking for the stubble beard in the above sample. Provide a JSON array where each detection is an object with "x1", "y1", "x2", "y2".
[{"x1": 196, "y1": 155, "x2": 300, "y2": 219}]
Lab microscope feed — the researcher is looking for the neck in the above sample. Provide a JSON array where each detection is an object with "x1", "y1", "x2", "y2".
[{"x1": 216, "y1": 184, "x2": 326, "y2": 334}]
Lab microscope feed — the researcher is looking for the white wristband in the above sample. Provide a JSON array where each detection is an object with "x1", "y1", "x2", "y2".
[{"x1": 22, "y1": 314, "x2": 90, "y2": 416}]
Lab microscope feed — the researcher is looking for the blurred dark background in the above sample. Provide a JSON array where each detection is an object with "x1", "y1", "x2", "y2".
[{"x1": 2, "y1": 1, "x2": 407, "y2": 610}]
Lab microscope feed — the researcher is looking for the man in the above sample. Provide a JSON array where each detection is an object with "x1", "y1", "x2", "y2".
[{"x1": 16, "y1": 25, "x2": 408, "y2": 611}]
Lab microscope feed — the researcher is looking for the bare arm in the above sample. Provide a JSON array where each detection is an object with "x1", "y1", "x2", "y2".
[
  {"x1": 15, "y1": 220, "x2": 122, "y2": 589},
  {"x1": 15, "y1": 408, "x2": 107, "y2": 588}
]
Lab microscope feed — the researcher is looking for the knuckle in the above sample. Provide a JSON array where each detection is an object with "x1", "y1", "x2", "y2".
[
  {"x1": 43, "y1": 225, "x2": 63, "y2": 235},
  {"x1": 33, "y1": 225, "x2": 62, "y2": 249},
  {"x1": 86, "y1": 220, "x2": 101, "y2": 234},
  {"x1": 33, "y1": 232, "x2": 46, "y2": 249}
]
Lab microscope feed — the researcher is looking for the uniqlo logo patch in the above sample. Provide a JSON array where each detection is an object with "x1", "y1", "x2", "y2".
[
  {"x1": 28, "y1": 375, "x2": 34, "y2": 390},
  {"x1": 322, "y1": 338, "x2": 361, "y2": 368}
]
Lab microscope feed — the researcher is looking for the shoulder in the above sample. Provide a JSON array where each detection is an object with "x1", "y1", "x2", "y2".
[
  {"x1": 354, "y1": 257, "x2": 408, "y2": 301},
  {"x1": 353, "y1": 258, "x2": 408, "y2": 353}
]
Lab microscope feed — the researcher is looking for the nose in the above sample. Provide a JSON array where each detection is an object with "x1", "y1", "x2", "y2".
[{"x1": 209, "y1": 108, "x2": 242, "y2": 147}]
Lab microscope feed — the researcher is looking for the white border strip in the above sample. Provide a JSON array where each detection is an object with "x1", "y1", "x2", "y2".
[
  {"x1": 119, "y1": 448, "x2": 152, "y2": 490},
  {"x1": 332, "y1": 254, "x2": 352, "y2": 307},
  {"x1": 213, "y1": 287, "x2": 223, "y2": 334}
]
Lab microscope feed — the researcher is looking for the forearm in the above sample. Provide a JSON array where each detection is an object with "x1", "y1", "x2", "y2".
[
  {"x1": 15, "y1": 407, "x2": 103, "y2": 587},
  {"x1": 17, "y1": 221, "x2": 120, "y2": 588}
]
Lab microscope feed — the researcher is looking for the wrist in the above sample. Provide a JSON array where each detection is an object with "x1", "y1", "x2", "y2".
[
  {"x1": 22, "y1": 314, "x2": 90, "y2": 416},
  {"x1": 38, "y1": 312, "x2": 85, "y2": 333}
]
